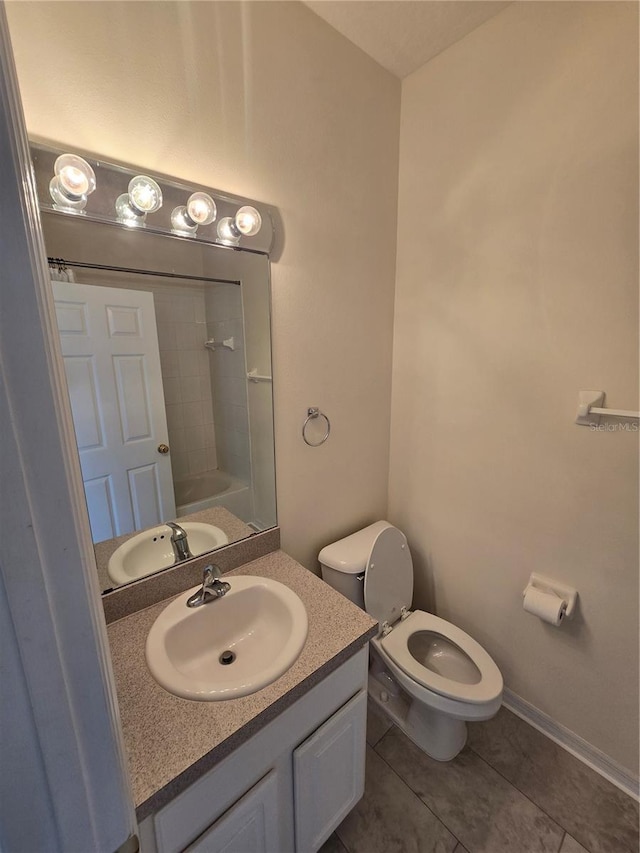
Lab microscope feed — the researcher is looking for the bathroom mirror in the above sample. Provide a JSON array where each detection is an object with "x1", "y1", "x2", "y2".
[{"x1": 32, "y1": 151, "x2": 277, "y2": 593}]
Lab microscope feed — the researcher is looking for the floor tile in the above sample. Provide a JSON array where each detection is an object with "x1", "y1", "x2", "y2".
[
  {"x1": 453, "y1": 845, "x2": 471, "y2": 853},
  {"x1": 559, "y1": 834, "x2": 590, "y2": 853},
  {"x1": 336, "y1": 745, "x2": 457, "y2": 853},
  {"x1": 468, "y1": 708, "x2": 639, "y2": 853},
  {"x1": 377, "y1": 727, "x2": 564, "y2": 853},
  {"x1": 319, "y1": 832, "x2": 349, "y2": 853},
  {"x1": 366, "y1": 700, "x2": 393, "y2": 746}
]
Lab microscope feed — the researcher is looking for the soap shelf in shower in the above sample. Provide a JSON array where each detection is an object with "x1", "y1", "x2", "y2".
[
  {"x1": 205, "y1": 337, "x2": 235, "y2": 352},
  {"x1": 247, "y1": 368, "x2": 272, "y2": 383}
]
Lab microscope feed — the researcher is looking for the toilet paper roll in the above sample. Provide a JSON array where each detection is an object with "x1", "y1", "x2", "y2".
[{"x1": 523, "y1": 586, "x2": 567, "y2": 626}]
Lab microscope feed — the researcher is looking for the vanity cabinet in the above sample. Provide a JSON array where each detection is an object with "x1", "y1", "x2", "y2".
[
  {"x1": 139, "y1": 646, "x2": 368, "y2": 853},
  {"x1": 293, "y1": 690, "x2": 367, "y2": 852},
  {"x1": 184, "y1": 771, "x2": 281, "y2": 853}
]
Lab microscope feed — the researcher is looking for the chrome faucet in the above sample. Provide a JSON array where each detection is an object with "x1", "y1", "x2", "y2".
[
  {"x1": 166, "y1": 521, "x2": 193, "y2": 563},
  {"x1": 187, "y1": 565, "x2": 231, "y2": 608}
]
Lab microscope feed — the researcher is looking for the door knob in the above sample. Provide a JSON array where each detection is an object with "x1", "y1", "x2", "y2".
[{"x1": 157, "y1": 443, "x2": 170, "y2": 454}]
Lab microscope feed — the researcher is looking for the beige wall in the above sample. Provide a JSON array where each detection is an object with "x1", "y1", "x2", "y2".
[
  {"x1": 6, "y1": 1, "x2": 400, "y2": 569},
  {"x1": 9, "y1": 0, "x2": 638, "y2": 776},
  {"x1": 389, "y1": 1, "x2": 638, "y2": 772}
]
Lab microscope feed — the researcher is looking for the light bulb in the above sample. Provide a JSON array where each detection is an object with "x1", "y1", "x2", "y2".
[
  {"x1": 171, "y1": 192, "x2": 216, "y2": 236},
  {"x1": 234, "y1": 205, "x2": 262, "y2": 237},
  {"x1": 128, "y1": 175, "x2": 162, "y2": 214},
  {"x1": 171, "y1": 205, "x2": 197, "y2": 236},
  {"x1": 217, "y1": 216, "x2": 240, "y2": 244},
  {"x1": 115, "y1": 193, "x2": 146, "y2": 226},
  {"x1": 49, "y1": 153, "x2": 96, "y2": 211},
  {"x1": 186, "y1": 192, "x2": 216, "y2": 226}
]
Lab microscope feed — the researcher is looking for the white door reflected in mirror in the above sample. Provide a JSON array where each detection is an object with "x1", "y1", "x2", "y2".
[{"x1": 53, "y1": 279, "x2": 176, "y2": 541}]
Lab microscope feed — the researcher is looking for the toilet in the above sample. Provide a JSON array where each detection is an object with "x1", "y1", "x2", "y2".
[{"x1": 319, "y1": 521, "x2": 503, "y2": 761}]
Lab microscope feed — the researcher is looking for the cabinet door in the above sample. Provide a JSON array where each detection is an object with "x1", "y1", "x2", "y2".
[
  {"x1": 293, "y1": 690, "x2": 367, "y2": 853},
  {"x1": 184, "y1": 770, "x2": 281, "y2": 853}
]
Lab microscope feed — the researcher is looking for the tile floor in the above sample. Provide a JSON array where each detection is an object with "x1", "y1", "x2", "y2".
[{"x1": 321, "y1": 703, "x2": 639, "y2": 853}]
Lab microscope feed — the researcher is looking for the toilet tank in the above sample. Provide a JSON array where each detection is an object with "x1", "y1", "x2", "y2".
[{"x1": 319, "y1": 521, "x2": 393, "y2": 609}]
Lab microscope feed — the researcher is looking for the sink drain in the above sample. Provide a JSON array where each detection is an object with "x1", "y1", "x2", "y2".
[{"x1": 219, "y1": 650, "x2": 236, "y2": 665}]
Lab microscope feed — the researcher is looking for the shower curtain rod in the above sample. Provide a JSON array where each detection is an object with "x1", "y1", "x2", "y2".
[{"x1": 47, "y1": 257, "x2": 239, "y2": 286}]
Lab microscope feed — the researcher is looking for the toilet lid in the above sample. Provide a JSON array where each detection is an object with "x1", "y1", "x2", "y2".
[{"x1": 364, "y1": 525, "x2": 413, "y2": 628}]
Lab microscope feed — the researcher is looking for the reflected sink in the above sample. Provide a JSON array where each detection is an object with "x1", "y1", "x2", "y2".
[
  {"x1": 145, "y1": 575, "x2": 308, "y2": 700},
  {"x1": 107, "y1": 522, "x2": 229, "y2": 586}
]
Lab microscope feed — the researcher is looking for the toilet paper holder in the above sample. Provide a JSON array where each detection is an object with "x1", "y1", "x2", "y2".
[{"x1": 522, "y1": 573, "x2": 578, "y2": 619}]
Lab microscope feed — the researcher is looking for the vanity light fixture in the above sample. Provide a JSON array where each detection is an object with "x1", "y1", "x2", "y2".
[
  {"x1": 171, "y1": 191, "x2": 217, "y2": 236},
  {"x1": 49, "y1": 154, "x2": 96, "y2": 212},
  {"x1": 216, "y1": 205, "x2": 262, "y2": 245},
  {"x1": 32, "y1": 143, "x2": 273, "y2": 250},
  {"x1": 115, "y1": 175, "x2": 163, "y2": 226}
]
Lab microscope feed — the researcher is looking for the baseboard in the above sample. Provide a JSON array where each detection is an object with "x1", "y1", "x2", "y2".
[{"x1": 503, "y1": 688, "x2": 639, "y2": 801}]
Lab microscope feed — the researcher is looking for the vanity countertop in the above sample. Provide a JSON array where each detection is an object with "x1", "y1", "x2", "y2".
[{"x1": 107, "y1": 549, "x2": 377, "y2": 819}]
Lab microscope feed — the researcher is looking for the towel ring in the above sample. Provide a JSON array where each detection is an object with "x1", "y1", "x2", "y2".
[{"x1": 302, "y1": 407, "x2": 331, "y2": 447}]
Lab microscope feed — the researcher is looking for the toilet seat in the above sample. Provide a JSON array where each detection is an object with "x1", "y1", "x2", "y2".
[{"x1": 379, "y1": 611, "x2": 503, "y2": 705}]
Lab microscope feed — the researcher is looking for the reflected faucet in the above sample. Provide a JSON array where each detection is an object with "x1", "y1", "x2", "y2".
[
  {"x1": 166, "y1": 522, "x2": 193, "y2": 563},
  {"x1": 186, "y1": 564, "x2": 231, "y2": 608}
]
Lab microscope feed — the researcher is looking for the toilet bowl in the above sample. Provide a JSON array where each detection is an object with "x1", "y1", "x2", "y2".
[{"x1": 319, "y1": 521, "x2": 503, "y2": 761}]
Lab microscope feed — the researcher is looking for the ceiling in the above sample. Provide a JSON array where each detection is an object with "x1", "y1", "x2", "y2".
[{"x1": 303, "y1": 1, "x2": 511, "y2": 79}]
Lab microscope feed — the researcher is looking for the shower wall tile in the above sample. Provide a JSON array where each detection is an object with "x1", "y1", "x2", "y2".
[
  {"x1": 171, "y1": 452, "x2": 189, "y2": 479},
  {"x1": 185, "y1": 425, "x2": 205, "y2": 451},
  {"x1": 195, "y1": 350, "x2": 206, "y2": 376},
  {"x1": 202, "y1": 397, "x2": 215, "y2": 424},
  {"x1": 169, "y1": 428, "x2": 186, "y2": 455},
  {"x1": 175, "y1": 323, "x2": 195, "y2": 351},
  {"x1": 205, "y1": 282, "x2": 250, "y2": 483},
  {"x1": 165, "y1": 404, "x2": 184, "y2": 433},
  {"x1": 203, "y1": 422, "x2": 216, "y2": 448},
  {"x1": 178, "y1": 350, "x2": 199, "y2": 378},
  {"x1": 149, "y1": 282, "x2": 218, "y2": 481},
  {"x1": 179, "y1": 376, "x2": 201, "y2": 404},
  {"x1": 188, "y1": 449, "x2": 207, "y2": 474},
  {"x1": 182, "y1": 401, "x2": 204, "y2": 426},
  {"x1": 160, "y1": 350, "x2": 179, "y2": 379},
  {"x1": 163, "y1": 377, "x2": 182, "y2": 406},
  {"x1": 156, "y1": 323, "x2": 176, "y2": 351}
]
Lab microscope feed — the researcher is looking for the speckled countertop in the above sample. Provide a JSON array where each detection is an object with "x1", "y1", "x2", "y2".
[
  {"x1": 107, "y1": 549, "x2": 377, "y2": 819},
  {"x1": 95, "y1": 507, "x2": 254, "y2": 592}
]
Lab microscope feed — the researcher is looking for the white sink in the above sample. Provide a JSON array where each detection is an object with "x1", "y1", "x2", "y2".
[
  {"x1": 145, "y1": 575, "x2": 308, "y2": 700},
  {"x1": 107, "y1": 522, "x2": 229, "y2": 586}
]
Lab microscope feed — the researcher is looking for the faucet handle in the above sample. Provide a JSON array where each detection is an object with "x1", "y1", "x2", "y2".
[{"x1": 203, "y1": 564, "x2": 223, "y2": 583}]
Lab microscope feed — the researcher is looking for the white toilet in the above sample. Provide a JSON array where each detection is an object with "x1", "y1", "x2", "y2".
[{"x1": 319, "y1": 521, "x2": 503, "y2": 761}]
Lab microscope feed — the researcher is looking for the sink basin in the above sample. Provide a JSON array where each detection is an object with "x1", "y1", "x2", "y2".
[
  {"x1": 107, "y1": 522, "x2": 229, "y2": 586},
  {"x1": 145, "y1": 575, "x2": 308, "y2": 700}
]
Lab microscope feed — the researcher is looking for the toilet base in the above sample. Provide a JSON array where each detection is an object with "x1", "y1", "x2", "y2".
[{"x1": 368, "y1": 671, "x2": 467, "y2": 761}]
